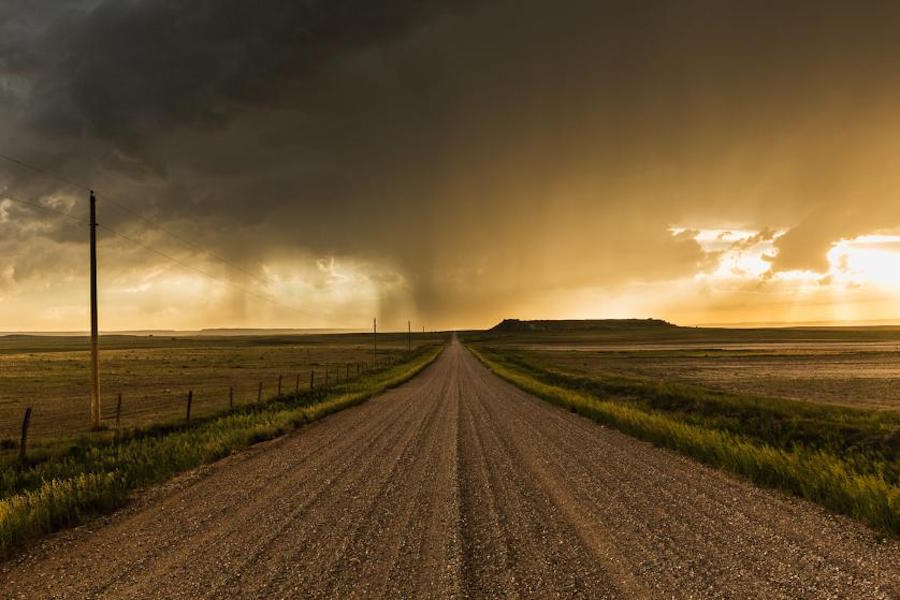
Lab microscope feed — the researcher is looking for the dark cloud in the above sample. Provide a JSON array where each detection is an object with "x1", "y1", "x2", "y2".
[{"x1": 4, "y1": 1, "x2": 900, "y2": 327}]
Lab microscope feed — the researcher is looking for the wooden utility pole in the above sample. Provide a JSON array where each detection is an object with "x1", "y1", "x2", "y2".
[
  {"x1": 373, "y1": 318, "x2": 377, "y2": 363},
  {"x1": 408, "y1": 320, "x2": 411, "y2": 353},
  {"x1": 89, "y1": 191, "x2": 101, "y2": 430}
]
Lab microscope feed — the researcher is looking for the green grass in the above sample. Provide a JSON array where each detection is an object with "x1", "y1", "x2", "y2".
[
  {"x1": 467, "y1": 343, "x2": 900, "y2": 537},
  {"x1": 0, "y1": 342, "x2": 446, "y2": 557}
]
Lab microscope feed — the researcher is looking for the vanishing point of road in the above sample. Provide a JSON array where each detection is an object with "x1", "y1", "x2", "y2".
[{"x1": 1, "y1": 339, "x2": 897, "y2": 599}]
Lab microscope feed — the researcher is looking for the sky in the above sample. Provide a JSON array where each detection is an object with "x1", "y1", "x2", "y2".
[{"x1": 2, "y1": 1, "x2": 900, "y2": 331}]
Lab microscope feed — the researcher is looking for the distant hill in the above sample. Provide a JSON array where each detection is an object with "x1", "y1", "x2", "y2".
[{"x1": 490, "y1": 318, "x2": 678, "y2": 332}]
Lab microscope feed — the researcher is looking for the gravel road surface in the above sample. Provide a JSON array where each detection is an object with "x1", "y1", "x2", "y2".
[{"x1": 1, "y1": 338, "x2": 897, "y2": 599}]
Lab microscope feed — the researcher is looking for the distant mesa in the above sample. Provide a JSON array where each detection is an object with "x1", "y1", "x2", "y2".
[{"x1": 490, "y1": 318, "x2": 677, "y2": 332}]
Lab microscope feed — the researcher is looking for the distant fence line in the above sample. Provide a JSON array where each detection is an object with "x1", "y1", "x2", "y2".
[{"x1": 7, "y1": 352, "x2": 413, "y2": 461}]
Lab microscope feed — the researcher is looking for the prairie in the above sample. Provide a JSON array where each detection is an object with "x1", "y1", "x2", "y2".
[
  {"x1": 0, "y1": 332, "x2": 439, "y2": 462},
  {"x1": 463, "y1": 320, "x2": 900, "y2": 535},
  {"x1": 472, "y1": 321, "x2": 900, "y2": 410}
]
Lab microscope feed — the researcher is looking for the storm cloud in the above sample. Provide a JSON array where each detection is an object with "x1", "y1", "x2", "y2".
[{"x1": 3, "y1": 1, "x2": 900, "y2": 329}]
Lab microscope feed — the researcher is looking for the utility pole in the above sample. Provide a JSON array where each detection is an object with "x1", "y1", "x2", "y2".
[
  {"x1": 373, "y1": 318, "x2": 377, "y2": 363},
  {"x1": 89, "y1": 191, "x2": 101, "y2": 430},
  {"x1": 408, "y1": 320, "x2": 411, "y2": 353}
]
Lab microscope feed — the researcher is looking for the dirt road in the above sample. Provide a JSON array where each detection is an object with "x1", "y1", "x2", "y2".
[{"x1": 1, "y1": 339, "x2": 897, "y2": 599}]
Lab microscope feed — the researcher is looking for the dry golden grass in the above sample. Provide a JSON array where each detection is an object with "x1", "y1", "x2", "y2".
[{"x1": 0, "y1": 332, "x2": 439, "y2": 456}]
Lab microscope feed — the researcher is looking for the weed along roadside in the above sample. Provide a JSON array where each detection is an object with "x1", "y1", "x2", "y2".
[
  {"x1": 0, "y1": 342, "x2": 447, "y2": 558},
  {"x1": 465, "y1": 343, "x2": 900, "y2": 537}
]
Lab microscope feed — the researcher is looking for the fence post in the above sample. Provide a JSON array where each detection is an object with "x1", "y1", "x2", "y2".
[
  {"x1": 295, "y1": 374, "x2": 300, "y2": 394},
  {"x1": 115, "y1": 392, "x2": 122, "y2": 441},
  {"x1": 278, "y1": 375, "x2": 283, "y2": 396},
  {"x1": 186, "y1": 390, "x2": 193, "y2": 423},
  {"x1": 19, "y1": 407, "x2": 32, "y2": 463},
  {"x1": 257, "y1": 382, "x2": 263, "y2": 403},
  {"x1": 310, "y1": 370, "x2": 315, "y2": 390},
  {"x1": 229, "y1": 386, "x2": 234, "y2": 411}
]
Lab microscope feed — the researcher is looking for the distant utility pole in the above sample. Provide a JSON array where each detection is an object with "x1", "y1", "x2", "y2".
[
  {"x1": 89, "y1": 190, "x2": 101, "y2": 430},
  {"x1": 373, "y1": 318, "x2": 377, "y2": 363},
  {"x1": 408, "y1": 320, "x2": 411, "y2": 352}
]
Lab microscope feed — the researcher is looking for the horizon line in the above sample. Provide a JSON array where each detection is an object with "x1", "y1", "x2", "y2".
[{"x1": 4, "y1": 316, "x2": 900, "y2": 336}]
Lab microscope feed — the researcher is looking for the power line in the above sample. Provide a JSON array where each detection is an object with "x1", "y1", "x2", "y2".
[
  {"x1": 0, "y1": 152, "x2": 91, "y2": 193},
  {"x1": 0, "y1": 149, "x2": 273, "y2": 288},
  {"x1": 96, "y1": 223, "x2": 311, "y2": 316},
  {"x1": 0, "y1": 149, "x2": 308, "y2": 314},
  {"x1": 0, "y1": 192, "x2": 87, "y2": 226},
  {"x1": 1, "y1": 191, "x2": 309, "y2": 315},
  {"x1": 98, "y1": 195, "x2": 270, "y2": 287},
  {"x1": 3, "y1": 190, "x2": 302, "y2": 315}
]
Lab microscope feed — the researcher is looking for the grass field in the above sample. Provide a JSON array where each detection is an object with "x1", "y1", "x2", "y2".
[
  {"x1": 0, "y1": 337, "x2": 448, "y2": 556},
  {"x1": 463, "y1": 321, "x2": 900, "y2": 535},
  {"x1": 0, "y1": 332, "x2": 440, "y2": 461},
  {"x1": 475, "y1": 321, "x2": 900, "y2": 410}
]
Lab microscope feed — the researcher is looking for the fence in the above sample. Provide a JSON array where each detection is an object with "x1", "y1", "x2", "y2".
[{"x1": 1, "y1": 334, "x2": 443, "y2": 461}]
